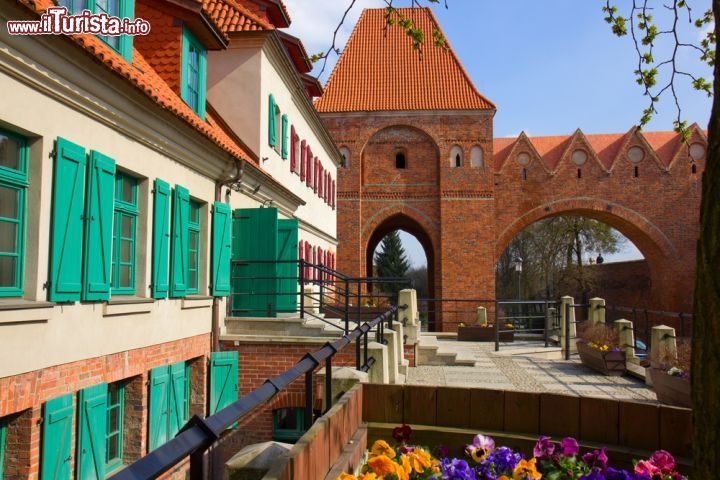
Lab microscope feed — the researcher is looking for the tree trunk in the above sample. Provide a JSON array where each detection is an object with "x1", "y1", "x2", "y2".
[{"x1": 692, "y1": 1, "x2": 720, "y2": 476}]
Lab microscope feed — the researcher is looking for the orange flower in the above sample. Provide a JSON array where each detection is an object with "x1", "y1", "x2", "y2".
[
  {"x1": 401, "y1": 454, "x2": 412, "y2": 475},
  {"x1": 367, "y1": 455, "x2": 408, "y2": 480},
  {"x1": 513, "y1": 458, "x2": 542, "y2": 479},
  {"x1": 336, "y1": 473, "x2": 356, "y2": 480},
  {"x1": 358, "y1": 474, "x2": 378, "y2": 480},
  {"x1": 406, "y1": 448, "x2": 435, "y2": 473},
  {"x1": 370, "y1": 440, "x2": 396, "y2": 459}
]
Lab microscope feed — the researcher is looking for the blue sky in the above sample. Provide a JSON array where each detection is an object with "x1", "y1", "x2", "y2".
[{"x1": 286, "y1": 0, "x2": 713, "y2": 267}]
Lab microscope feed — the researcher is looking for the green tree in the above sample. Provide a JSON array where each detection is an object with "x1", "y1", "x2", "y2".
[{"x1": 374, "y1": 231, "x2": 411, "y2": 300}]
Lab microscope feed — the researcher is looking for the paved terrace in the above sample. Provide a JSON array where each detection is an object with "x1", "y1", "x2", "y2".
[{"x1": 407, "y1": 339, "x2": 656, "y2": 403}]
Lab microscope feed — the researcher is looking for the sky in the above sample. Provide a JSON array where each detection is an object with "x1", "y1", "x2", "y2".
[{"x1": 285, "y1": 0, "x2": 713, "y2": 267}]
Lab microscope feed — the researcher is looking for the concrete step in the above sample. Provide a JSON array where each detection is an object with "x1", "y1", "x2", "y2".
[
  {"x1": 225, "y1": 316, "x2": 341, "y2": 338},
  {"x1": 416, "y1": 335, "x2": 478, "y2": 367}
]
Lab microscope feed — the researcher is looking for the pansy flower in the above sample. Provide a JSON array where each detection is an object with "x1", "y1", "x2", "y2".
[{"x1": 466, "y1": 434, "x2": 495, "y2": 463}]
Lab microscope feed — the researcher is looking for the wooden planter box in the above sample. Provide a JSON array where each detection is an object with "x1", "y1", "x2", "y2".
[
  {"x1": 649, "y1": 368, "x2": 691, "y2": 408},
  {"x1": 577, "y1": 342, "x2": 626, "y2": 376},
  {"x1": 458, "y1": 326, "x2": 514, "y2": 342}
]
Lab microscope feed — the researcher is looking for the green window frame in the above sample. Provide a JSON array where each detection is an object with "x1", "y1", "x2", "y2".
[
  {"x1": 272, "y1": 408, "x2": 305, "y2": 443},
  {"x1": 111, "y1": 172, "x2": 138, "y2": 295},
  {"x1": 188, "y1": 201, "x2": 201, "y2": 294},
  {"x1": 0, "y1": 128, "x2": 28, "y2": 298},
  {"x1": 181, "y1": 26, "x2": 207, "y2": 119},
  {"x1": 57, "y1": 0, "x2": 134, "y2": 61},
  {"x1": 106, "y1": 382, "x2": 125, "y2": 473}
]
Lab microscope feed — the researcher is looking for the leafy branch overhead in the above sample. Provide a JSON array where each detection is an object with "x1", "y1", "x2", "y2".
[
  {"x1": 602, "y1": 0, "x2": 715, "y2": 139},
  {"x1": 311, "y1": 0, "x2": 449, "y2": 78}
]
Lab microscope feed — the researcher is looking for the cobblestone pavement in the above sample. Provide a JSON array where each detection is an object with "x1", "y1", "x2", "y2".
[{"x1": 406, "y1": 340, "x2": 656, "y2": 402}]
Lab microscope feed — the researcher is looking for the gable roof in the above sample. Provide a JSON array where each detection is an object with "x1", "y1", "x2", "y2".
[
  {"x1": 202, "y1": 0, "x2": 273, "y2": 33},
  {"x1": 315, "y1": 8, "x2": 495, "y2": 113}
]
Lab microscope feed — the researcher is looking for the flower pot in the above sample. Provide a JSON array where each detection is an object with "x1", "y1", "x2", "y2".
[
  {"x1": 576, "y1": 342, "x2": 626, "y2": 376},
  {"x1": 649, "y1": 368, "x2": 691, "y2": 408},
  {"x1": 457, "y1": 326, "x2": 514, "y2": 342}
]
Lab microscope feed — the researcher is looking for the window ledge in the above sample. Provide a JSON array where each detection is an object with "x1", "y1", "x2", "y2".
[
  {"x1": 182, "y1": 296, "x2": 213, "y2": 309},
  {"x1": 104, "y1": 297, "x2": 154, "y2": 316},
  {"x1": 0, "y1": 299, "x2": 54, "y2": 324}
]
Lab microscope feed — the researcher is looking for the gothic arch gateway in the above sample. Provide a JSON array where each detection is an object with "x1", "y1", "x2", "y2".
[{"x1": 315, "y1": 7, "x2": 705, "y2": 329}]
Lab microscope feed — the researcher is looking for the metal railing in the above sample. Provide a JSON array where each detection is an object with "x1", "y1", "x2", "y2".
[{"x1": 110, "y1": 306, "x2": 399, "y2": 480}]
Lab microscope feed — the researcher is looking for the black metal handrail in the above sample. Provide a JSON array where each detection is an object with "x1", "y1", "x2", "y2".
[{"x1": 110, "y1": 306, "x2": 399, "y2": 480}]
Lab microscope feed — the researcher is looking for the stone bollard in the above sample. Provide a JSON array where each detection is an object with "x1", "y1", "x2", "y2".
[
  {"x1": 381, "y1": 326, "x2": 400, "y2": 384},
  {"x1": 559, "y1": 296, "x2": 577, "y2": 352},
  {"x1": 477, "y1": 306, "x2": 488, "y2": 326},
  {"x1": 589, "y1": 298, "x2": 606, "y2": 325},
  {"x1": 303, "y1": 286, "x2": 316, "y2": 314},
  {"x1": 316, "y1": 366, "x2": 368, "y2": 411},
  {"x1": 650, "y1": 325, "x2": 677, "y2": 370},
  {"x1": 399, "y1": 289, "x2": 419, "y2": 344},
  {"x1": 614, "y1": 319, "x2": 636, "y2": 362},
  {"x1": 546, "y1": 307, "x2": 557, "y2": 336},
  {"x1": 367, "y1": 341, "x2": 389, "y2": 384}
]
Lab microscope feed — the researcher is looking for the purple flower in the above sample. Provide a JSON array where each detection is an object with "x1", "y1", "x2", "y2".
[
  {"x1": 466, "y1": 434, "x2": 495, "y2": 462},
  {"x1": 533, "y1": 435, "x2": 555, "y2": 459},
  {"x1": 582, "y1": 447, "x2": 609, "y2": 471},
  {"x1": 392, "y1": 424, "x2": 412, "y2": 443},
  {"x1": 580, "y1": 470, "x2": 606, "y2": 480},
  {"x1": 604, "y1": 468, "x2": 634, "y2": 480},
  {"x1": 399, "y1": 445, "x2": 414, "y2": 455},
  {"x1": 436, "y1": 444, "x2": 450, "y2": 458},
  {"x1": 441, "y1": 458, "x2": 477, "y2": 480},
  {"x1": 559, "y1": 437, "x2": 579, "y2": 457}
]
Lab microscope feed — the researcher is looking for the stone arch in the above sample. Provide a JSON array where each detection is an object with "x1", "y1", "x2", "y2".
[
  {"x1": 363, "y1": 208, "x2": 439, "y2": 305},
  {"x1": 495, "y1": 197, "x2": 680, "y2": 309},
  {"x1": 360, "y1": 124, "x2": 440, "y2": 186}
]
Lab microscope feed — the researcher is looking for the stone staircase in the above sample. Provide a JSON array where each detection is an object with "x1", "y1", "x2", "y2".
[{"x1": 416, "y1": 334, "x2": 477, "y2": 366}]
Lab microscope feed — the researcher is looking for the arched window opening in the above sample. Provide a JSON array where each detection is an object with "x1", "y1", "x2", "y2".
[
  {"x1": 692, "y1": 164, "x2": 697, "y2": 174},
  {"x1": 396, "y1": 152, "x2": 407, "y2": 169},
  {"x1": 577, "y1": 168, "x2": 582, "y2": 179},
  {"x1": 634, "y1": 166, "x2": 639, "y2": 178},
  {"x1": 450, "y1": 145, "x2": 463, "y2": 168},
  {"x1": 470, "y1": 146, "x2": 484, "y2": 168},
  {"x1": 522, "y1": 168, "x2": 527, "y2": 180},
  {"x1": 339, "y1": 146, "x2": 351, "y2": 168}
]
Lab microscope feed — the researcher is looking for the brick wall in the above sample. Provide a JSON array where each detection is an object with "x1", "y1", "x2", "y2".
[
  {"x1": 322, "y1": 109, "x2": 703, "y2": 328},
  {"x1": 0, "y1": 334, "x2": 209, "y2": 479}
]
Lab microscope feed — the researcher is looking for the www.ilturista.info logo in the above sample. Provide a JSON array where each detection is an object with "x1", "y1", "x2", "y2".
[{"x1": 6, "y1": 6, "x2": 151, "y2": 36}]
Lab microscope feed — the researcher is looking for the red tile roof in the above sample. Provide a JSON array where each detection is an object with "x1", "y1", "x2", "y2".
[
  {"x1": 315, "y1": 8, "x2": 495, "y2": 113},
  {"x1": 17, "y1": 0, "x2": 254, "y2": 163},
  {"x1": 493, "y1": 128, "x2": 702, "y2": 172},
  {"x1": 202, "y1": 0, "x2": 273, "y2": 33}
]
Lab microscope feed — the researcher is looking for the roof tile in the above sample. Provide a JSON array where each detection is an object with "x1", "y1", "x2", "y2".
[{"x1": 315, "y1": 8, "x2": 494, "y2": 113}]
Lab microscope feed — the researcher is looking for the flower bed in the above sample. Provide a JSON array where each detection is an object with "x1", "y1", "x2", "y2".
[
  {"x1": 338, "y1": 427, "x2": 687, "y2": 480},
  {"x1": 649, "y1": 367, "x2": 691, "y2": 408},
  {"x1": 577, "y1": 322, "x2": 626, "y2": 376}
]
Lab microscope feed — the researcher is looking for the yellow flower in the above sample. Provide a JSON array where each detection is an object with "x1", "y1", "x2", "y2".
[
  {"x1": 406, "y1": 448, "x2": 435, "y2": 473},
  {"x1": 513, "y1": 458, "x2": 542, "y2": 480},
  {"x1": 370, "y1": 440, "x2": 396, "y2": 459},
  {"x1": 336, "y1": 473, "x2": 356, "y2": 480},
  {"x1": 401, "y1": 454, "x2": 412, "y2": 475},
  {"x1": 498, "y1": 476, "x2": 511, "y2": 480},
  {"x1": 358, "y1": 474, "x2": 378, "y2": 480}
]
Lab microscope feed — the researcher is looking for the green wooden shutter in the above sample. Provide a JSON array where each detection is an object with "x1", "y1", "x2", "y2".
[
  {"x1": 82, "y1": 152, "x2": 115, "y2": 301},
  {"x1": 231, "y1": 208, "x2": 279, "y2": 317},
  {"x1": 209, "y1": 352, "x2": 238, "y2": 415},
  {"x1": 41, "y1": 393, "x2": 73, "y2": 480},
  {"x1": 168, "y1": 362, "x2": 188, "y2": 439},
  {"x1": 170, "y1": 185, "x2": 190, "y2": 298},
  {"x1": 211, "y1": 202, "x2": 231, "y2": 297},
  {"x1": 77, "y1": 383, "x2": 108, "y2": 480},
  {"x1": 276, "y1": 219, "x2": 298, "y2": 314},
  {"x1": 148, "y1": 366, "x2": 170, "y2": 451},
  {"x1": 268, "y1": 94, "x2": 276, "y2": 148},
  {"x1": 0, "y1": 418, "x2": 6, "y2": 479},
  {"x1": 281, "y1": 114, "x2": 289, "y2": 159},
  {"x1": 49, "y1": 138, "x2": 86, "y2": 302},
  {"x1": 152, "y1": 179, "x2": 171, "y2": 299}
]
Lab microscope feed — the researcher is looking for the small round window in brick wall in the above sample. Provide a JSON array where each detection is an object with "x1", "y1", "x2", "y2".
[
  {"x1": 571, "y1": 150, "x2": 588, "y2": 166},
  {"x1": 689, "y1": 143, "x2": 706, "y2": 161},
  {"x1": 517, "y1": 152, "x2": 530, "y2": 166},
  {"x1": 627, "y1": 146, "x2": 645, "y2": 164}
]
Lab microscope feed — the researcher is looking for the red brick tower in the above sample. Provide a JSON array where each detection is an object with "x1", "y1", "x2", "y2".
[{"x1": 317, "y1": 8, "x2": 705, "y2": 329}]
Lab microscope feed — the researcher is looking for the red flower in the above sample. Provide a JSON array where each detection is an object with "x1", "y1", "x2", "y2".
[{"x1": 392, "y1": 424, "x2": 412, "y2": 443}]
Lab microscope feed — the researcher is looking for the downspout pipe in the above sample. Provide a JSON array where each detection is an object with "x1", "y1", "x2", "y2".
[{"x1": 212, "y1": 158, "x2": 245, "y2": 352}]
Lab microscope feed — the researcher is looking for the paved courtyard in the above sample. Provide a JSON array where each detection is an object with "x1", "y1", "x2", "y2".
[{"x1": 407, "y1": 339, "x2": 656, "y2": 402}]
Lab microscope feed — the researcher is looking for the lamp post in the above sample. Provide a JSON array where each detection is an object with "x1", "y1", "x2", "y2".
[{"x1": 512, "y1": 257, "x2": 523, "y2": 299}]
